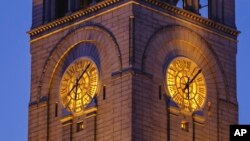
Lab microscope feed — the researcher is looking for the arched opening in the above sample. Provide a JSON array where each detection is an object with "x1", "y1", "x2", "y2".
[
  {"x1": 167, "y1": 0, "x2": 209, "y2": 18},
  {"x1": 199, "y1": 0, "x2": 208, "y2": 18},
  {"x1": 176, "y1": 0, "x2": 184, "y2": 9},
  {"x1": 55, "y1": 0, "x2": 68, "y2": 19},
  {"x1": 79, "y1": 0, "x2": 94, "y2": 9}
]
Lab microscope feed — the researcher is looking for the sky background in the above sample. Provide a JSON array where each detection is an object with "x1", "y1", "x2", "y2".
[{"x1": 0, "y1": 0, "x2": 249, "y2": 140}]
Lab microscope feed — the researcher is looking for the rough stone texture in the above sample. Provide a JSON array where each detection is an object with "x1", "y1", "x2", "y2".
[{"x1": 28, "y1": 0, "x2": 238, "y2": 141}]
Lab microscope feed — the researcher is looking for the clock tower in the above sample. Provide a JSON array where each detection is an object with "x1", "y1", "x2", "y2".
[{"x1": 28, "y1": 0, "x2": 239, "y2": 141}]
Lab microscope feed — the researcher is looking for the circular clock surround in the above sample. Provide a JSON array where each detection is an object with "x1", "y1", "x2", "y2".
[
  {"x1": 59, "y1": 57, "x2": 99, "y2": 114},
  {"x1": 165, "y1": 57, "x2": 207, "y2": 112}
]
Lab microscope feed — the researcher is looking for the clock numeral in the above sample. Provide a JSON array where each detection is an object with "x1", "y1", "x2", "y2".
[
  {"x1": 196, "y1": 76, "x2": 203, "y2": 82},
  {"x1": 60, "y1": 87, "x2": 68, "y2": 95},
  {"x1": 90, "y1": 75, "x2": 97, "y2": 84},
  {"x1": 174, "y1": 59, "x2": 191, "y2": 71},
  {"x1": 89, "y1": 66, "x2": 96, "y2": 74},
  {"x1": 186, "y1": 61, "x2": 191, "y2": 71},
  {"x1": 168, "y1": 86, "x2": 177, "y2": 95},
  {"x1": 174, "y1": 60, "x2": 184, "y2": 70},
  {"x1": 69, "y1": 65, "x2": 77, "y2": 75},
  {"x1": 174, "y1": 94, "x2": 183, "y2": 104},
  {"x1": 167, "y1": 77, "x2": 175, "y2": 85},
  {"x1": 169, "y1": 66, "x2": 177, "y2": 73},
  {"x1": 195, "y1": 95, "x2": 204, "y2": 105},
  {"x1": 198, "y1": 87, "x2": 205, "y2": 94},
  {"x1": 191, "y1": 67, "x2": 198, "y2": 76}
]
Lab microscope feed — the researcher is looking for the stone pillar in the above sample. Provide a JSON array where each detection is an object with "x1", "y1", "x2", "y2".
[
  {"x1": 32, "y1": 0, "x2": 44, "y2": 27},
  {"x1": 184, "y1": 0, "x2": 199, "y2": 13},
  {"x1": 209, "y1": 0, "x2": 235, "y2": 27},
  {"x1": 166, "y1": 0, "x2": 179, "y2": 6},
  {"x1": 44, "y1": 0, "x2": 51, "y2": 23},
  {"x1": 50, "y1": 0, "x2": 56, "y2": 20}
]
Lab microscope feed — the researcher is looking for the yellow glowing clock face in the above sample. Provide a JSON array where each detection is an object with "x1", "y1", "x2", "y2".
[
  {"x1": 60, "y1": 58, "x2": 99, "y2": 114},
  {"x1": 166, "y1": 57, "x2": 207, "y2": 112}
]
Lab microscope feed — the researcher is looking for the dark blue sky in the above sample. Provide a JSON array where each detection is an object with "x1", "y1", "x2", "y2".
[{"x1": 0, "y1": 0, "x2": 249, "y2": 140}]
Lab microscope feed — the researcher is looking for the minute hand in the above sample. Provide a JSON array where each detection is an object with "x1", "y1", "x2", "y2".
[
  {"x1": 184, "y1": 69, "x2": 202, "y2": 90},
  {"x1": 65, "y1": 64, "x2": 91, "y2": 97},
  {"x1": 77, "y1": 63, "x2": 91, "y2": 82},
  {"x1": 189, "y1": 69, "x2": 202, "y2": 84}
]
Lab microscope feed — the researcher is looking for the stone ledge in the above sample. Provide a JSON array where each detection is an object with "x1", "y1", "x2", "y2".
[
  {"x1": 28, "y1": 0, "x2": 121, "y2": 37},
  {"x1": 142, "y1": 0, "x2": 239, "y2": 39},
  {"x1": 28, "y1": 0, "x2": 239, "y2": 40},
  {"x1": 111, "y1": 67, "x2": 153, "y2": 79}
]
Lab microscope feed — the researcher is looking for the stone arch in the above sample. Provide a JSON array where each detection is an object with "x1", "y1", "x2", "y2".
[
  {"x1": 37, "y1": 25, "x2": 122, "y2": 99},
  {"x1": 142, "y1": 25, "x2": 230, "y2": 102}
]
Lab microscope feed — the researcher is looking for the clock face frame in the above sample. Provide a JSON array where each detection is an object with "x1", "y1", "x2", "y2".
[
  {"x1": 59, "y1": 57, "x2": 99, "y2": 114},
  {"x1": 165, "y1": 57, "x2": 207, "y2": 112}
]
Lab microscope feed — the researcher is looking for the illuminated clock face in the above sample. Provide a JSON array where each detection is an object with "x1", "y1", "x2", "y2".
[
  {"x1": 166, "y1": 57, "x2": 207, "y2": 112},
  {"x1": 60, "y1": 58, "x2": 99, "y2": 114}
]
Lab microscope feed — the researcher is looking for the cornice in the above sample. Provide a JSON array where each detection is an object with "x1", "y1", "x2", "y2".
[
  {"x1": 28, "y1": 0, "x2": 121, "y2": 36},
  {"x1": 28, "y1": 0, "x2": 239, "y2": 40},
  {"x1": 143, "y1": 0, "x2": 239, "y2": 38}
]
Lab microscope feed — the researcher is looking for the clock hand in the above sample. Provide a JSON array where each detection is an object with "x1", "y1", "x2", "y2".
[
  {"x1": 187, "y1": 77, "x2": 190, "y2": 99},
  {"x1": 189, "y1": 69, "x2": 202, "y2": 85},
  {"x1": 64, "y1": 64, "x2": 91, "y2": 102},
  {"x1": 66, "y1": 83, "x2": 77, "y2": 97},
  {"x1": 75, "y1": 78, "x2": 78, "y2": 100},
  {"x1": 183, "y1": 69, "x2": 202, "y2": 91},
  {"x1": 73, "y1": 63, "x2": 91, "y2": 109},
  {"x1": 77, "y1": 63, "x2": 91, "y2": 82},
  {"x1": 74, "y1": 78, "x2": 79, "y2": 111}
]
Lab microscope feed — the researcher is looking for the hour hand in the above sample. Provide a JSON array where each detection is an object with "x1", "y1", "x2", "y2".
[
  {"x1": 183, "y1": 78, "x2": 190, "y2": 99},
  {"x1": 189, "y1": 69, "x2": 202, "y2": 84},
  {"x1": 187, "y1": 77, "x2": 190, "y2": 99}
]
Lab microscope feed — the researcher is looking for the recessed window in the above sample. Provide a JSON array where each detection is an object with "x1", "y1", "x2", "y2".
[
  {"x1": 159, "y1": 85, "x2": 162, "y2": 100},
  {"x1": 103, "y1": 85, "x2": 106, "y2": 100},
  {"x1": 55, "y1": 0, "x2": 68, "y2": 19},
  {"x1": 199, "y1": 0, "x2": 208, "y2": 18},
  {"x1": 181, "y1": 120, "x2": 189, "y2": 131},
  {"x1": 55, "y1": 102, "x2": 58, "y2": 117},
  {"x1": 79, "y1": 0, "x2": 93, "y2": 9},
  {"x1": 76, "y1": 121, "x2": 85, "y2": 132}
]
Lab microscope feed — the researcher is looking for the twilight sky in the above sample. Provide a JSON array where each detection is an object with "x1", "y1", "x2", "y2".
[{"x1": 0, "y1": 0, "x2": 249, "y2": 140}]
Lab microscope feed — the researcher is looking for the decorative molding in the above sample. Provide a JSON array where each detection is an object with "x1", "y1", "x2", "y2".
[
  {"x1": 168, "y1": 106, "x2": 180, "y2": 115},
  {"x1": 143, "y1": 0, "x2": 239, "y2": 38},
  {"x1": 193, "y1": 114, "x2": 205, "y2": 124},
  {"x1": 111, "y1": 67, "x2": 153, "y2": 79},
  {"x1": 60, "y1": 115, "x2": 73, "y2": 125},
  {"x1": 28, "y1": 0, "x2": 239, "y2": 39},
  {"x1": 28, "y1": 0, "x2": 121, "y2": 36}
]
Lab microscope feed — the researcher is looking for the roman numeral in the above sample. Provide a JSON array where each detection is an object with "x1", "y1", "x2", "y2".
[
  {"x1": 60, "y1": 87, "x2": 68, "y2": 95},
  {"x1": 195, "y1": 94, "x2": 204, "y2": 105},
  {"x1": 174, "y1": 94, "x2": 183, "y2": 104},
  {"x1": 167, "y1": 77, "x2": 175, "y2": 85},
  {"x1": 169, "y1": 65, "x2": 177, "y2": 72},
  {"x1": 168, "y1": 86, "x2": 177, "y2": 95},
  {"x1": 196, "y1": 76, "x2": 203, "y2": 82},
  {"x1": 198, "y1": 87, "x2": 205, "y2": 94},
  {"x1": 89, "y1": 66, "x2": 96, "y2": 74}
]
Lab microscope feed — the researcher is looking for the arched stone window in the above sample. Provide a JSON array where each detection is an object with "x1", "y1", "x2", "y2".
[
  {"x1": 167, "y1": 0, "x2": 208, "y2": 17},
  {"x1": 43, "y1": 0, "x2": 103, "y2": 22},
  {"x1": 55, "y1": 0, "x2": 68, "y2": 19},
  {"x1": 199, "y1": 0, "x2": 208, "y2": 18}
]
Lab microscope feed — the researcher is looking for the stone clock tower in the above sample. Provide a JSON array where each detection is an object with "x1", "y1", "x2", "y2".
[{"x1": 28, "y1": 0, "x2": 239, "y2": 141}]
